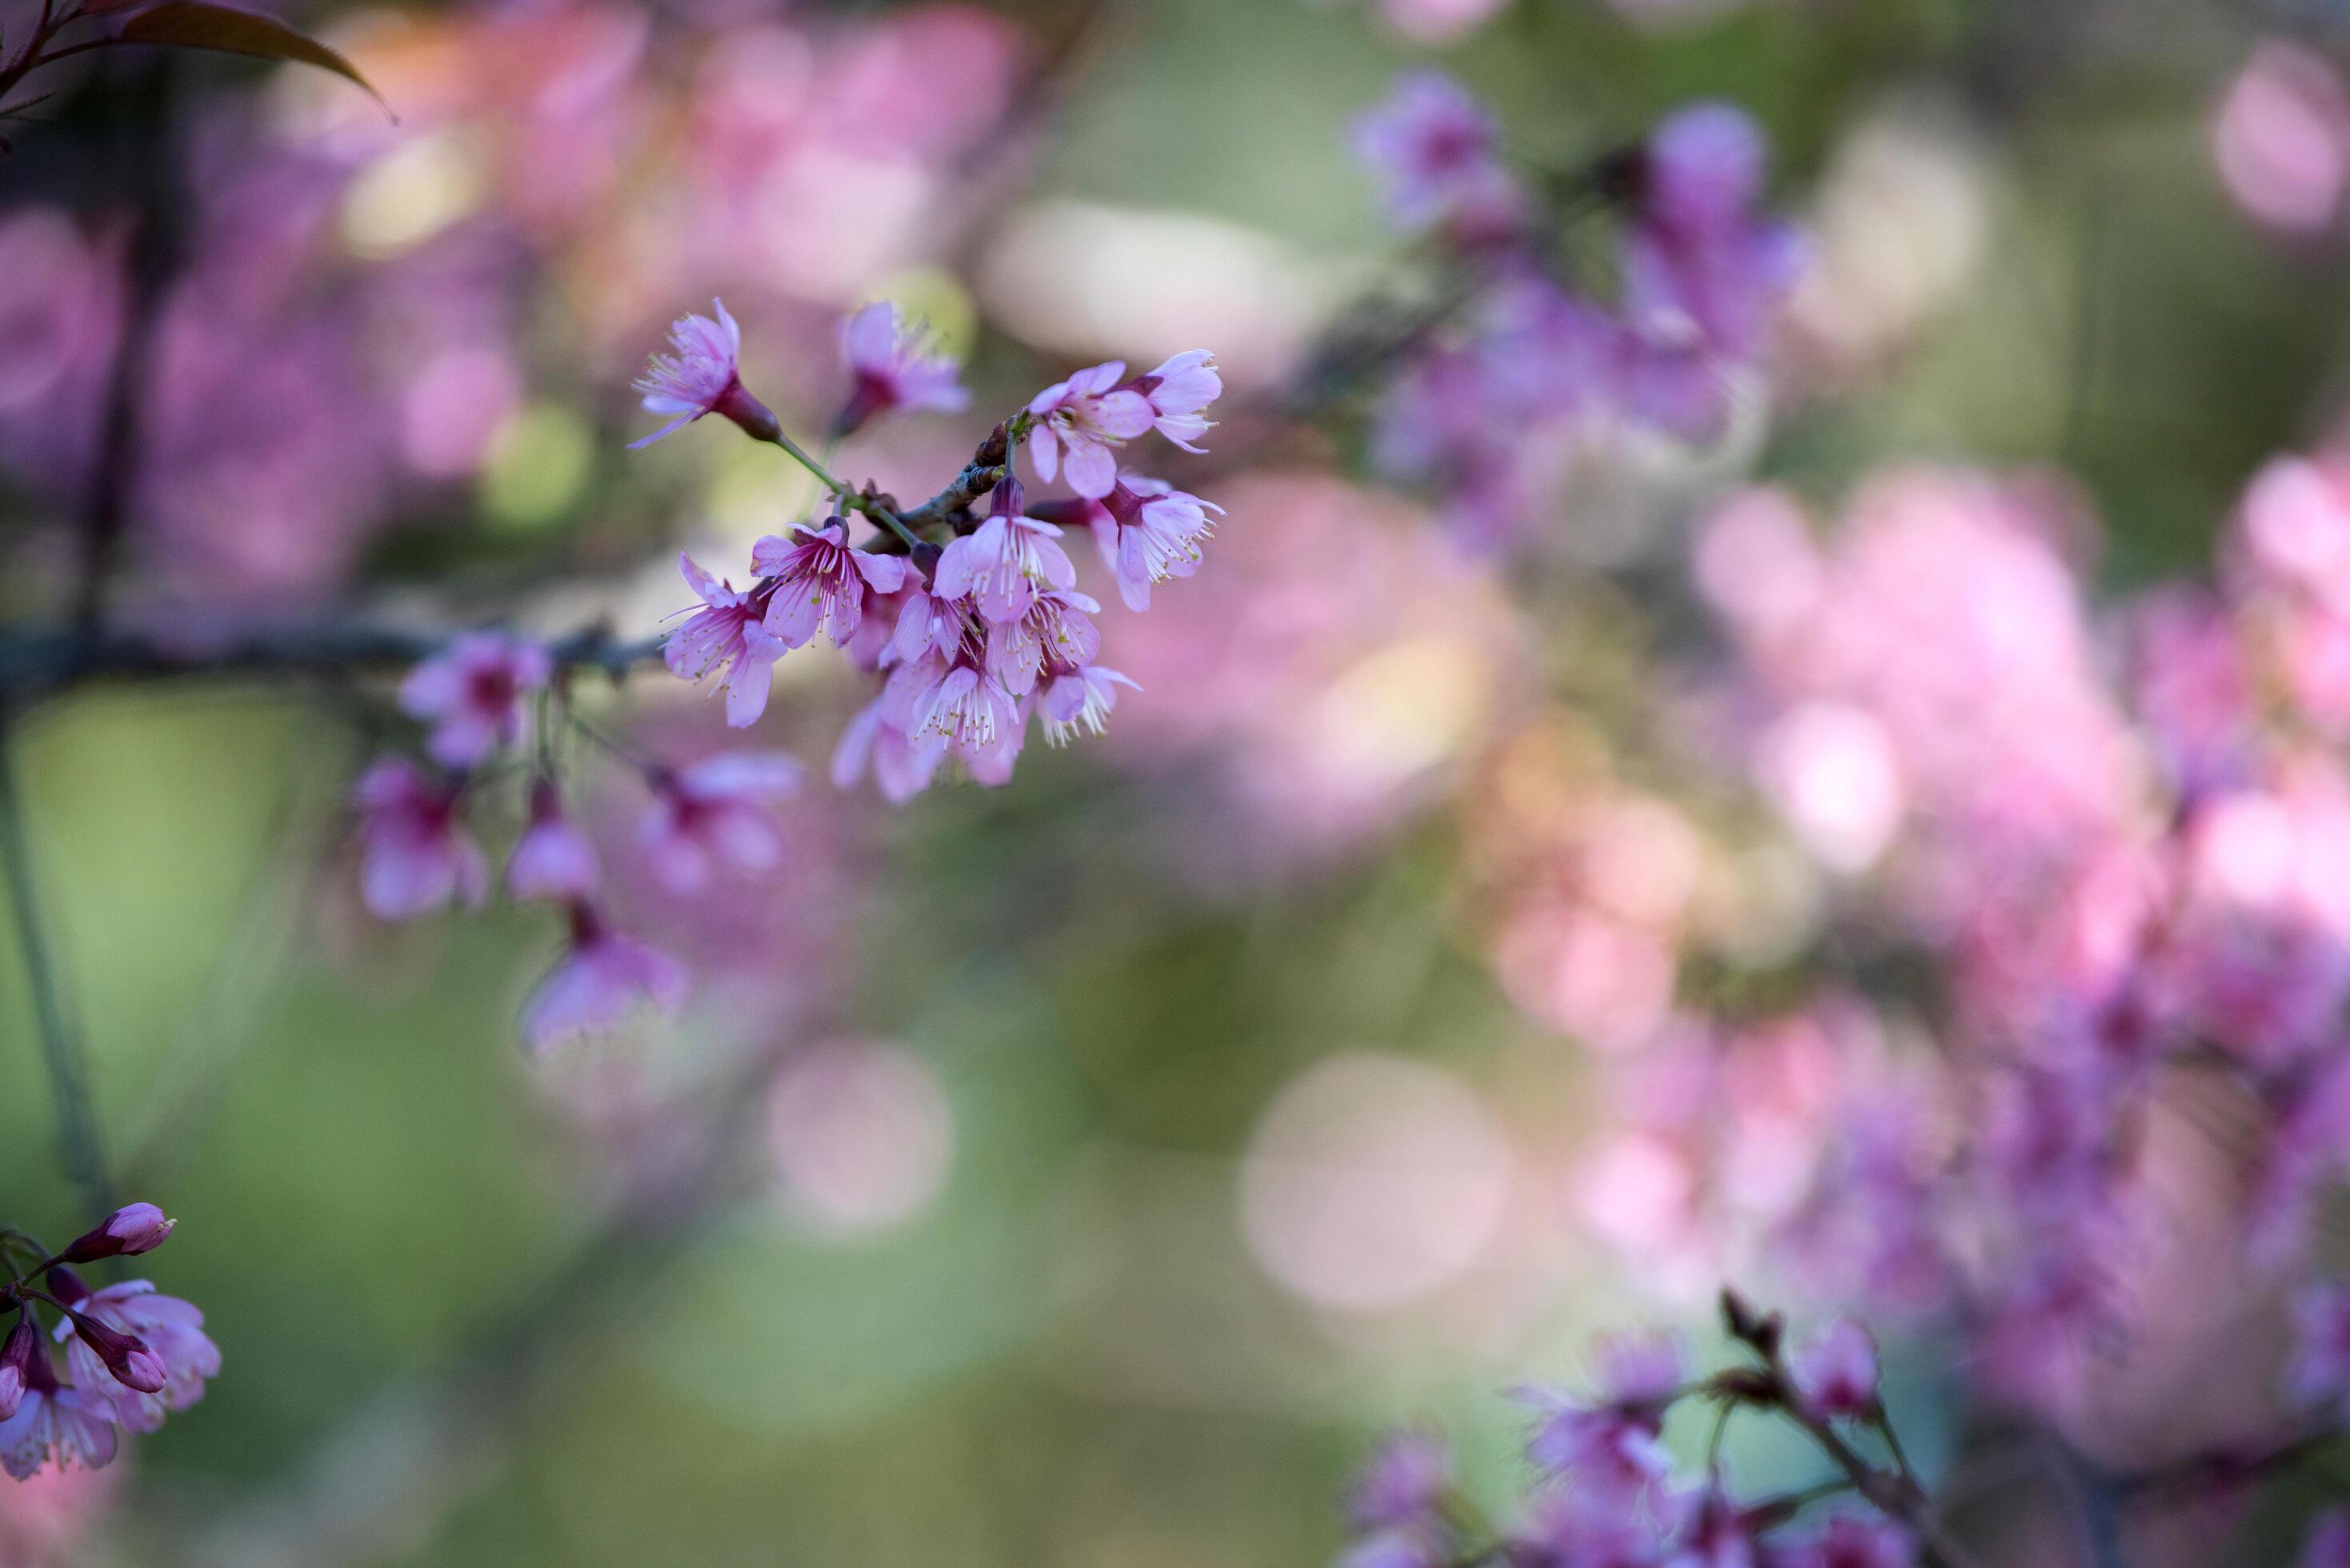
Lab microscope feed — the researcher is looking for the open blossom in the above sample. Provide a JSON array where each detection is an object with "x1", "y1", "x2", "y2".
[
  {"x1": 666, "y1": 553, "x2": 788, "y2": 729},
  {"x1": 1094, "y1": 477, "x2": 1221, "y2": 611},
  {"x1": 58, "y1": 1203, "x2": 174, "y2": 1264},
  {"x1": 640, "y1": 752, "x2": 805, "y2": 892},
  {"x1": 835, "y1": 302, "x2": 968, "y2": 437},
  {"x1": 884, "y1": 610, "x2": 1023, "y2": 768},
  {"x1": 1351, "y1": 70, "x2": 1521, "y2": 239},
  {"x1": 1123, "y1": 351, "x2": 1222, "y2": 452},
  {"x1": 752, "y1": 519, "x2": 911, "y2": 650},
  {"x1": 1039, "y1": 665, "x2": 1138, "y2": 746},
  {"x1": 1026, "y1": 364, "x2": 1154, "y2": 499},
  {"x1": 1790, "y1": 1317, "x2": 1882, "y2": 1419},
  {"x1": 522, "y1": 905, "x2": 688, "y2": 1053},
  {"x1": 630, "y1": 299, "x2": 779, "y2": 448},
  {"x1": 507, "y1": 781, "x2": 600, "y2": 902},
  {"x1": 935, "y1": 481, "x2": 1078, "y2": 624},
  {"x1": 0, "y1": 1356, "x2": 114, "y2": 1481},
  {"x1": 831, "y1": 695, "x2": 948, "y2": 804},
  {"x1": 1519, "y1": 1331, "x2": 1683, "y2": 1498},
  {"x1": 52, "y1": 1278, "x2": 218, "y2": 1434},
  {"x1": 353, "y1": 758, "x2": 486, "y2": 921},
  {"x1": 398, "y1": 632, "x2": 550, "y2": 769},
  {"x1": 987, "y1": 588, "x2": 1100, "y2": 697}
]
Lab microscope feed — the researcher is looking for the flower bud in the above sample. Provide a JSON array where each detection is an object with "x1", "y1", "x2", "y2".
[
  {"x1": 59, "y1": 1202, "x2": 175, "y2": 1263},
  {"x1": 68, "y1": 1310, "x2": 167, "y2": 1394},
  {"x1": 0, "y1": 1313, "x2": 36, "y2": 1420}
]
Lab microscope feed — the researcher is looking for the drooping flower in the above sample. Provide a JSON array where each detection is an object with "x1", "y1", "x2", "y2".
[
  {"x1": 1093, "y1": 476, "x2": 1222, "y2": 611},
  {"x1": 752, "y1": 519, "x2": 911, "y2": 650},
  {"x1": 506, "y1": 780, "x2": 601, "y2": 902},
  {"x1": 50, "y1": 1277, "x2": 218, "y2": 1434},
  {"x1": 352, "y1": 758, "x2": 487, "y2": 921},
  {"x1": 1039, "y1": 666, "x2": 1138, "y2": 747},
  {"x1": 883, "y1": 610, "x2": 1023, "y2": 766},
  {"x1": 639, "y1": 752, "x2": 805, "y2": 892},
  {"x1": 665, "y1": 552, "x2": 789, "y2": 729},
  {"x1": 986, "y1": 588, "x2": 1100, "y2": 697},
  {"x1": 57, "y1": 1202, "x2": 174, "y2": 1264},
  {"x1": 835, "y1": 302, "x2": 970, "y2": 437},
  {"x1": 934, "y1": 480, "x2": 1078, "y2": 625},
  {"x1": 521, "y1": 905, "x2": 688, "y2": 1054},
  {"x1": 1026, "y1": 365, "x2": 1154, "y2": 499},
  {"x1": 1122, "y1": 350, "x2": 1222, "y2": 452},
  {"x1": 398, "y1": 632, "x2": 551, "y2": 769},
  {"x1": 1351, "y1": 70, "x2": 1522, "y2": 240},
  {"x1": 831, "y1": 695, "x2": 948, "y2": 804},
  {"x1": 0, "y1": 1354, "x2": 115, "y2": 1481},
  {"x1": 630, "y1": 299, "x2": 779, "y2": 448},
  {"x1": 1519, "y1": 1330, "x2": 1684, "y2": 1500},
  {"x1": 1790, "y1": 1316, "x2": 1883, "y2": 1420}
]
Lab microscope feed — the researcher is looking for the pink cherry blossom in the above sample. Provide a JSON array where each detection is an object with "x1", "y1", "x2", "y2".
[
  {"x1": 751, "y1": 519, "x2": 911, "y2": 650},
  {"x1": 986, "y1": 588, "x2": 1100, "y2": 697},
  {"x1": 934, "y1": 482, "x2": 1078, "y2": 625},
  {"x1": 1039, "y1": 666, "x2": 1138, "y2": 747},
  {"x1": 1026, "y1": 364, "x2": 1154, "y2": 499},
  {"x1": 53, "y1": 1280, "x2": 218, "y2": 1434},
  {"x1": 1122, "y1": 350, "x2": 1222, "y2": 452},
  {"x1": 831, "y1": 695, "x2": 947, "y2": 804},
  {"x1": 883, "y1": 610, "x2": 1023, "y2": 767},
  {"x1": 665, "y1": 552, "x2": 788, "y2": 729},
  {"x1": 630, "y1": 299, "x2": 779, "y2": 448},
  {"x1": 1091, "y1": 477, "x2": 1222, "y2": 612},
  {"x1": 1519, "y1": 1330, "x2": 1683, "y2": 1499},
  {"x1": 353, "y1": 758, "x2": 487, "y2": 921},
  {"x1": 835, "y1": 302, "x2": 969, "y2": 437},
  {"x1": 887, "y1": 574, "x2": 968, "y2": 669},
  {"x1": 521, "y1": 906, "x2": 688, "y2": 1054},
  {"x1": 1779, "y1": 1515, "x2": 1916, "y2": 1568},
  {"x1": 398, "y1": 632, "x2": 550, "y2": 769},
  {"x1": 1351, "y1": 70, "x2": 1521, "y2": 240},
  {"x1": 1790, "y1": 1317, "x2": 1883, "y2": 1419},
  {"x1": 507, "y1": 781, "x2": 600, "y2": 902},
  {"x1": 639, "y1": 752, "x2": 806, "y2": 892},
  {"x1": 0, "y1": 1357, "x2": 115, "y2": 1482}
]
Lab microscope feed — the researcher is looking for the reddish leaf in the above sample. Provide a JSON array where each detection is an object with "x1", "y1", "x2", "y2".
[{"x1": 115, "y1": 2, "x2": 386, "y2": 110}]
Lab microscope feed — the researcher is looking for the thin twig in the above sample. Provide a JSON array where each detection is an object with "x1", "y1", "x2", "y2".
[{"x1": 0, "y1": 720, "x2": 112, "y2": 1213}]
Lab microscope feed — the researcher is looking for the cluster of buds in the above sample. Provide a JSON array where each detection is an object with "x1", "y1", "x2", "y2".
[
  {"x1": 647, "y1": 298, "x2": 1222, "y2": 799},
  {"x1": 1339, "y1": 1294, "x2": 1923, "y2": 1568},
  {"x1": 1351, "y1": 74, "x2": 1803, "y2": 545},
  {"x1": 0, "y1": 1204, "x2": 217, "y2": 1481}
]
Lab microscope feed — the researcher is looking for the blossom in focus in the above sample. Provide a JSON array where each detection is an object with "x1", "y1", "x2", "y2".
[
  {"x1": 1123, "y1": 350, "x2": 1223, "y2": 452},
  {"x1": 935, "y1": 481, "x2": 1079, "y2": 624},
  {"x1": 631, "y1": 299, "x2": 778, "y2": 447},
  {"x1": 1039, "y1": 665, "x2": 1138, "y2": 746},
  {"x1": 752, "y1": 519, "x2": 912, "y2": 650},
  {"x1": 1086, "y1": 477, "x2": 1221, "y2": 612},
  {"x1": 987, "y1": 588, "x2": 1101, "y2": 697},
  {"x1": 1519, "y1": 1331, "x2": 1683, "y2": 1498},
  {"x1": 836, "y1": 302, "x2": 969, "y2": 437},
  {"x1": 58, "y1": 1204, "x2": 174, "y2": 1264},
  {"x1": 666, "y1": 553, "x2": 789, "y2": 729},
  {"x1": 1790, "y1": 1317, "x2": 1883, "y2": 1419},
  {"x1": 507, "y1": 781, "x2": 601, "y2": 902},
  {"x1": 1025, "y1": 363, "x2": 1154, "y2": 499},
  {"x1": 353, "y1": 758, "x2": 487, "y2": 921},
  {"x1": 522, "y1": 906, "x2": 688, "y2": 1053},
  {"x1": 51, "y1": 1279, "x2": 218, "y2": 1434},
  {"x1": 640, "y1": 752, "x2": 806, "y2": 892},
  {"x1": 1351, "y1": 70, "x2": 1520, "y2": 240},
  {"x1": 398, "y1": 633, "x2": 551, "y2": 769}
]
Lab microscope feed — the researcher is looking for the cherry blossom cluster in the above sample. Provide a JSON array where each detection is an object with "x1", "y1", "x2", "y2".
[
  {"x1": 1339, "y1": 1294, "x2": 1928, "y2": 1568},
  {"x1": 1351, "y1": 74, "x2": 1803, "y2": 546},
  {"x1": 650, "y1": 300, "x2": 1223, "y2": 798},
  {"x1": 0, "y1": 1205, "x2": 217, "y2": 1482}
]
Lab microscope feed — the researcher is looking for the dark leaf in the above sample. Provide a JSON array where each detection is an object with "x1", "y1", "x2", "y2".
[{"x1": 116, "y1": 2, "x2": 386, "y2": 111}]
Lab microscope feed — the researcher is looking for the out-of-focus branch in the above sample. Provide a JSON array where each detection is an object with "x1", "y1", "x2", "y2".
[{"x1": 0, "y1": 722, "x2": 113, "y2": 1214}]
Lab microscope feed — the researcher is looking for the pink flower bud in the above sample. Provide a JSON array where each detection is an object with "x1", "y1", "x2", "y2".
[
  {"x1": 0, "y1": 1314, "x2": 36, "y2": 1421},
  {"x1": 59, "y1": 1202, "x2": 175, "y2": 1263},
  {"x1": 68, "y1": 1311, "x2": 167, "y2": 1395}
]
